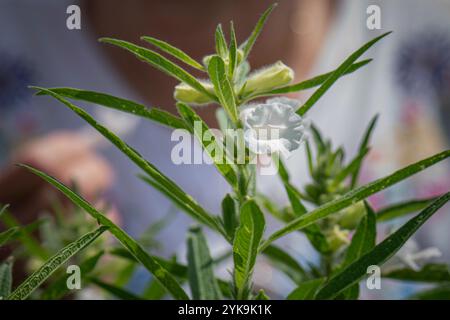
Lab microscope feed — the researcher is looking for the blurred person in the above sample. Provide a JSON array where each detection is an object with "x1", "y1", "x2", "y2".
[{"x1": 1, "y1": 0, "x2": 449, "y2": 298}]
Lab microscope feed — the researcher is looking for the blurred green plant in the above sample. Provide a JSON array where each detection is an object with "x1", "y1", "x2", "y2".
[{"x1": 1, "y1": 3, "x2": 449, "y2": 300}]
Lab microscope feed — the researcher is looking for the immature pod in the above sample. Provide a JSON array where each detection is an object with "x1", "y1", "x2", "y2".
[
  {"x1": 174, "y1": 81, "x2": 215, "y2": 105},
  {"x1": 336, "y1": 201, "x2": 367, "y2": 229},
  {"x1": 242, "y1": 61, "x2": 294, "y2": 96}
]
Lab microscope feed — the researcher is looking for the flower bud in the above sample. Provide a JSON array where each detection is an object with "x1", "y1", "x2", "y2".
[
  {"x1": 336, "y1": 201, "x2": 367, "y2": 229},
  {"x1": 174, "y1": 81, "x2": 215, "y2": 105},
  {"x1": 243, "y1": 61, "x2": 294, "y2": 96}
]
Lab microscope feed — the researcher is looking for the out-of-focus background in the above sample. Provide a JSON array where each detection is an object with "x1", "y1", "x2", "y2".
[{"x1": 0, "y1": 0, "x2": 449, "y2": 299}]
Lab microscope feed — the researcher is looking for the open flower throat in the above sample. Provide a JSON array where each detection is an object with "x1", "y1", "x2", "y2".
[{"x1": 242, "y1": 97, "x2": 307, "y2": 157}]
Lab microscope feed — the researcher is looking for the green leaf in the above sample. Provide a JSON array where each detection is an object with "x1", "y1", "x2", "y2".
[
  {"x1": 262, "y1": 245, "x2": 307, "y2": 284},
  {"x1": 7, "y1": 226, "x2": 107, "y2": 300},
  {"x1": 35, "y1": 87, "x2": 187, "y2": 130},
  {"x1": 99, "y1": 38, "x2": 216, "y2": 101},
  {"x1": 222, "y1": 194, "x2": 238, "y2": 241},
  {"x1": 287, "y1": 278, "x2": 325, "y2": 300},
  {"x1": 261, "y1": 150, "x2": 450, "y2": 250},
  {"x1": 207, "y1": 55, "x2": 238, "y2": 123},
  {"x1": 277, "y1": 158, "x2": 331, "y2": 254},
  {"x1": 254, "y1": 289, "x2": 270, "y2": 300},
  {"x1": 187, "y1": 226, "x2": 223, "y2": 300},
  {"x1": 297, "y1": 32, "x2": 391, "y2": 116},
  {"x1": 110, "y1": 248, "x2": 233, "y2": 298},
  {"x1": 215, "y1": 24, "x2": 228, "y2": 58},
  {"x1": 138, "y1": 174, "x2": 224, "y2": 238},
  {"x1": 141, "y1": 36, "x2": 204, "y2": 71},
  {"x1": 331, "y1": 147, "x2": 370, "y2": 189},
  {"x1": 243, "y1": 59, "x2": 372, "y2": 100},
  {"x1": 142, "y1": 280, "x2": 167, "y2": 300},
  {"x1": 0, "y1": 204, "x2": 7, "y2": 217},
  {"x1": 351, "y1": 115, "x2": 379, "y2": 187},
  {"x1": 233, "y1": 200, "x2": 265, "y2": 299},
  {"x1": 41, "y1": 251, "x2": 104, "y2": 300},
  {"x1": 409, "y1": 284, "x2": 450, "y2": 300},
  {"x1": 377, "y1": 197, "x2": 436, "y2": 222},
  {"x1": 90, "y1": 277, "x2": 142, "y2": 300},
  {"x1": 343, "y1": 201, "x2": 376, "y2": 267},
  {"x1": 176, "y1": 102, "x2": 238, "y2": 187},
  {"x1": 20, "y1": 164, "x2": 190, "y2": 300},
  {"x1": 0, "y1": 213, "x2": 49, "y2": 260},
  {"x1": 0, "y1": 258, "x2": 13, "y2": 299},
  {"x1": 383, "y1": 264, "x2": 450, "y2": 283},
  {"x1": 241, "y1": 3, "x2": 277, "y2": 60},
  {"x1": 315, "y1": 192, "x2": 450, "y2": 299},
  {"x1": 228, "y1": 21, "x2": 238, "y2": 78},
  {"x1": 31, "y1": 87, "x2": 221, "y2": 234},
  {"x1": 0, "y1": 228, "x2": 18, "y2": 247}
]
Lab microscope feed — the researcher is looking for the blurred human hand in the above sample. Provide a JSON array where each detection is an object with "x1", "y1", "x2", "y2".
[{"x1": 0, "y1": 130, "x2": 114, "y2": 225}]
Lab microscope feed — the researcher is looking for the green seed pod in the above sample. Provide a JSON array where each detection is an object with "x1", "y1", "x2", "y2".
[
  {"x1": 174, "y1": 82, "x2": 215, "y2": 105},
  {"x1": 243, "y1": 61, "x2": 294, "y2": 96},
  {"x1": 337, "y1": 201, "x2": 367, "y2": 229}
]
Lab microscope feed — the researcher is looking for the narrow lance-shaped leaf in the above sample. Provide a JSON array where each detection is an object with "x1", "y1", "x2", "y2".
[
  {"x1": 215, "y1": 24, "x2": 228, "y2": 58},
  {"x1": 42, "y1": 251, "x2": 104, "y2": 300},
  {"x1": 228, "y1": 21, "x2": 238, "y2": 78},
  {"x1": 20, "y1": 164, "x2": 190, "y2": 300},
  {"x1": 0, "y1": 228, "x2": 18, "y2": 248},
  {"x1": 409, "y1": 285, "x2": 450, "y2": 300},
  {"x1": 176, "y1": 102, "x2": 238, "y2": 187},
  {"x1": 222, "y1": 194, "x2": 238, "y2": 241},
  {"x1": 243, "y1": 59, "x2": 372, "y2": 101},
  {"x1": 277, "y1": 157, "x2": 331, "y2": 254},
  {"x1": 287, "y1": 278, "x2": 325, "y2": 300},
  {"x1": 330, "y1": 147, "x2": 370, "y2": 189},
  {"x1": 315, "y1": 192, "x2": 450, "y2": 299},
  {"x1": 0, "y1": 258, "x2": 13, "y2": 299},
  {"x1": 99, "y1": 38, "x2": 216, "y2": 101},
  {"x1": 89, "y1": 277, "x2": 142, "y2": 300},
  {"x1": 208, "y1": 56, "x2": 238, "y2": 123},
  {"x1": 383, "y1": 263, "x2": 450, "y2": 283},
  {"x1": 262, "y1": 245, "x2": 307, "y2": 284},
  {"x1": 31, "y1": 87, "x2": 221, "y2": 233},
  {"x1": 0, "y1": 219, "x2": 45, "y2": 249},
  {"x1": 141, "y1": 36, "x2": 205, "y2": 71},
  {"x1": 261, "y1": 149, "x2": 450, "y2": 251},
  {"x1": 351, "y1": 115, "x2": 379, "y2": 187},
  {"x1": 138, "y1": 174, "x2": 225, "y2": 238},
  {"x1": 0, "y1": 205, "x2": 7, "y2": 217},
  {"x1": 233, "y1": 200, "x2": 265, "y2": 299},
  {"x1": 297, "y1": 32, "x2": 391, "y2": 116},
  {"x1": 377, "y1": 197, "x2": 436, "y2": 222},
  {"x1": 36, "y1": 87, "x2": 187, "y2": 130},
  {"x1": 7, "y1": 226, "x2": 107, "y2": 300},
  {"x1": 187, "y1": 226, "x2": 223, "y2": 300},
  {"x1": 343, "y1": 201, "x2": 376, "y2": 267},
  {"x1": 241, "y1": 3, "x2": 277, "y2": 60}
]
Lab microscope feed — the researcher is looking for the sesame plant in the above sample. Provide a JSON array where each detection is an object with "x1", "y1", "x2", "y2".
[{"x1": 1, "y1": 4, "x2": 450, "y2": 300}]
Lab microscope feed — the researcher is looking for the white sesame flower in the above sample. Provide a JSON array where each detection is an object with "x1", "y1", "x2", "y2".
[
  {"x1": 241, "y1": 97, "x2": 307, "y2": 157},
  {"x1": 384, "y1": 239, "x2": 442, "y2": 272}
]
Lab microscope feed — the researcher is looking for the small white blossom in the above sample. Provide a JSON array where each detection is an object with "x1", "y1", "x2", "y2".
[
  {"x1": 384, "y1": 239, "x2": 442, "y2": 272},
  {"x1": 241, "y1": 97, "x2": 307, "y2": 157}
]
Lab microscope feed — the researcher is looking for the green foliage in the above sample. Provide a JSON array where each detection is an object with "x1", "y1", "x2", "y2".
[
  {"x1": 315, "y1": 193, "x2": 450, "y2": 299},
  {"x1": 0, "y1": 258, "x2": 13, "y2": 299},
  {"x1": 7, "y1": 226, "x2": 107, "y2": 300},
  {"x1": 233, "y1": 200, "x2": 265, "y2": 299},
  {"x1": 187, "y1": 227, "x2": 223, "y2": 299},
  {"x1": 3, "y1": 3, "x2": 449, "y2": 301}
]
